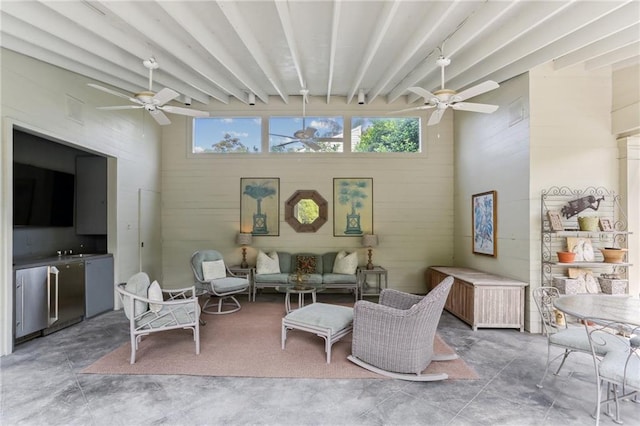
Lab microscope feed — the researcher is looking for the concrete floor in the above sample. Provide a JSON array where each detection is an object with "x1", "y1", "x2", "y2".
[{"x1": 2, "y1": 293, "x2": 639, "y2": 426}]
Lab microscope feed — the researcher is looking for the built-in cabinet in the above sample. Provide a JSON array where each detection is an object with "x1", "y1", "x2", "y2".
[
  {"x1": 13, "y1": 254, "x2": 114, "y2": 343},
  {"x1": 85, "y1": 255, "x2": 114, "y2": 318},
  {"x1": 541, "y1": 187, "x2": 632, "y2": 294},
  {"x1": 75, "y1": 156, "x2": 107, "y2": 235}
]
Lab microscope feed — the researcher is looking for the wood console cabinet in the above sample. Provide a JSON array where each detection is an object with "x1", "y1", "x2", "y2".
[{"x1": 427, "y1": 266, "x2": 528, "y2": 331}]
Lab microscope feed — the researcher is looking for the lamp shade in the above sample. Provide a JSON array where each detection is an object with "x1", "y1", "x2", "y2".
[
  {"x1": 362, "y1": 234, "x2": 378, "y2": 248},
  {"x1": 236, "y1": 232, "x2": 253, "y2": 246}
]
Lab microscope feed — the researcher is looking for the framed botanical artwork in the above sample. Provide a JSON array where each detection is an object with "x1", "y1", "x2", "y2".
[
  {"x1": 599, "y1": 217, "x2": 613, "y2": 231},
  {"x1": 566, "y1": 237, "x2": 595, "y2": 261},
  {"x1": 333, "y1": 177, "x2": 373, "y2": 237},
  {"x1": 547, "y1": 210, "x2": 564, "y2": 232},
  {"x1": 472, "y1": 190, "x2": 497, "y2": 256},
  {"x1": 240, "y1": 177, "x2": 279, "y2": 236}
]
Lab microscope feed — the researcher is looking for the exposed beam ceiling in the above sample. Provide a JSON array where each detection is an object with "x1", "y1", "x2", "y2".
[{"x1": 1, "y1": 0, "x2": 637, "y2": 109}]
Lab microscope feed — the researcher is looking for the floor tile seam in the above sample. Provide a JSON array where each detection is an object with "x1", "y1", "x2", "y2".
[
  {"x1": 396, "y1": 388, "x2": 463, "y2": 421},
  {"x1": 358, "y1": 388, "x2": 407, "y2": 419},
  {"x1": 67, "y1": 351, "x2": 99, "y2": 426},
  {"x1": 447, "y1": 353, "x2": 521, "y2": 423}
]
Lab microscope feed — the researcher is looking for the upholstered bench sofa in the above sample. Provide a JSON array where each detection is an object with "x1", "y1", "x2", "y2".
[{"x1": 252, "y1": 251, "x2": 358, "y2": 301}]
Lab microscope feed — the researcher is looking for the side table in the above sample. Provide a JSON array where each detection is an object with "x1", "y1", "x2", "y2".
[
  {"x1": 357, "y1": 266, "x2": 388, "y2": 299},
  {"x1": 276, "y1": 285, "x2": 324, "y2": 314},
  {"x1": 228, "y1": 265, "x2": 253, "y2": 302}
]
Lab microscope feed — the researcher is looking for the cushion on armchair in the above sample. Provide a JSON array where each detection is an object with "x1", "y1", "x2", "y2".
[
  {"x1": 124, "y1": 272, "x2": 151, "y2": 319},
  {"x1": 202, "y1": 260, "x2": 226, "y2": 281},
  {"x1": 148, "y1": 280, "x2": 163, "y2": 313}
]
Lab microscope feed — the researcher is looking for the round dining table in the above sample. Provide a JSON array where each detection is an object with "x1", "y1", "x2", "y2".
[{"x1": 553, "y1": 294, "x2": 640, "y2": 326}]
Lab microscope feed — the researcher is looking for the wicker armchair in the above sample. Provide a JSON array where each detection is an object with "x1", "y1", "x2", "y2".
[{"x1": 347, "y1": 276, "x2": 455, "y2": 381}]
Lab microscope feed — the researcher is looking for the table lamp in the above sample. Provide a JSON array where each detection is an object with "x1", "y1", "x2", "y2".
[
  {"x1": 236, "y1": 232, "x2": 253, "y2": 268},
  {"x1": 362, "y1": 234, "x2": 378, "y2": 270}
]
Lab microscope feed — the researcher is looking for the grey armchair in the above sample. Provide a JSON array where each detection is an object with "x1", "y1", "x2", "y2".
[
  {"x1": 191, "y1": 250, "x2": 250, "y2": 314},
  {"x1": 347, "y1": 276, "x2": 455, "y2": 381}
]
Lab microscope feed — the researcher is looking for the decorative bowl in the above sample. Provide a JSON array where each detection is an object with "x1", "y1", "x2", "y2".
[
  {"x1": 600, "y1": 248, "x2": 628, "y2": 263},
  {"x1": 557, "y1": 251, "x2": 576, "y2": 263},
  {"x1": 578, "y1": 216, "x2": 599, "y2": 231}
]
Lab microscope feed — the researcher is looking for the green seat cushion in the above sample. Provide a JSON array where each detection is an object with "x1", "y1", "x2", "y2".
[
  {"x1": 285, "y1": 303, "x2": 353, "y2": 334},
  {"x1": 211, "y1": 276, "x2": 250, "y2": 292},
  {"x1": 322, "y1": 273, "x2": 357, "y2": 284}
]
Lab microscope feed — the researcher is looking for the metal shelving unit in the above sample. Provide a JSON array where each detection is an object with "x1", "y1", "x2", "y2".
[{"x1": 541, "y1": 186, "x2": 631, "y2": 293}]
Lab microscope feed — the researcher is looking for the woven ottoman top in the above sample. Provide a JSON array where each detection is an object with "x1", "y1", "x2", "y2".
[{"x1": 284, "y1": 303, "x2": 353, "y2": 333}]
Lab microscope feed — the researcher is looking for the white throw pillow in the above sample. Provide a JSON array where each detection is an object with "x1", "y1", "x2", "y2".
[
  {"x1": 333, "y1": 251, "x2": 358, "y2": 275},
  {"x1": 202, "y1": 259, "x2": 227, "y2": 281},
  {"x1": 256, "y1": 251, "x2": 280, "y2": 274},
  {"x1": 124, "y1": 272, "x2": 150, "y2": 320},
  {"x1": 148, "y1": 280, "x2": 163, "y2": 313}
]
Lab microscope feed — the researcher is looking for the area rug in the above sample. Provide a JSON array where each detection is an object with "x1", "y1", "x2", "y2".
[{"x1": 82, "y1": 301, "x2": 478, "y2": 380}]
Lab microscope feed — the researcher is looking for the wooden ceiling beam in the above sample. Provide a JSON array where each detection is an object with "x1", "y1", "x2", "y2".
[
  {"x1": 217, "y1": 0, "x2": 289, "y2": 104},
  {"x1": 40, "y1": 1, "x2": 215, "y2": 104},
  {"x1": 345, "y1": 0, "x2": 401, "y2": 104},
  {"x1": 158, "y1": 2, "x2": 269, "y2": 105}
]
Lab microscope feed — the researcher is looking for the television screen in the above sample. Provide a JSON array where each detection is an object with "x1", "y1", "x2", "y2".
[{"x1": 13, "y1": 162, "x2": 75, "y2": 227}]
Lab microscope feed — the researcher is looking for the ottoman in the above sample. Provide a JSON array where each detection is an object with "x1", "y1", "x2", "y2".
[{"x1": 281, "y1": 303, "x2": 354, "y2": 363}]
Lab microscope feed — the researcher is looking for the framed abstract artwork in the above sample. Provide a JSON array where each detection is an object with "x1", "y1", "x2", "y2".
[
  {"x1": 240, "y1": 177, "x2": 279, "y2": 236},
  {"x1": 333, "y1": 177, "x2": 373, "y2": 237},
  {"x1": 472, "y1": 190, "x2": 497, "y2": 256}
]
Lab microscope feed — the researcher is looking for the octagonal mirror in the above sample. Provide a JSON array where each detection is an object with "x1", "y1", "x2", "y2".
[{"x1": 285, "y1": 190, "x2": 328, "y2": 232}]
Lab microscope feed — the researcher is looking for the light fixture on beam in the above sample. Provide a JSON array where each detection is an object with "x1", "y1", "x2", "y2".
[
  {"x1": 358, "y1": 89, "x2": 366, "y2": 105},
  {"x1": 248, "y1": 92, "x2": 256, "y2": 106}
]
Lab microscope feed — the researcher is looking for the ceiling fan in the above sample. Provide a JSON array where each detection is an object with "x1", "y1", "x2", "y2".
[
  {"x1": 88, "y1": 57, "x2": 209, "y2": 125},
  {"x1": 269, "y1": 89, "x2": 334, "y2": 151},
  {"x1": 394, "y1": 55, "x2": 500, "y2": 126}
]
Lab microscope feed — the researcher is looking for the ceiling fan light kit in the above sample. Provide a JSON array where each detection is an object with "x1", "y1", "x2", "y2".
[{"x1": 89, "y1": 58, "x2": 209, "y2": 125}]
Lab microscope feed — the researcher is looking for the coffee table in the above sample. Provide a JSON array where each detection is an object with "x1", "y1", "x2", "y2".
[{"x1": 275, "y1": 284, "x2": 325, "y2": 313}]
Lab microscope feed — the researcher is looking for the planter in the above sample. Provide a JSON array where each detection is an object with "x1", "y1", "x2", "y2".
[
  {"x1": 578, "y1": 216, "x2": 599, "y2": 231},
  {"x1": 557, "y1": 251, "x2": 576, "y2": 263},
  {"x1": 597, "y1": 277, "x2": 628, "y2": 294},
  {"x1": 600, "y1": 248, "x2": 628, "y2": 263}
]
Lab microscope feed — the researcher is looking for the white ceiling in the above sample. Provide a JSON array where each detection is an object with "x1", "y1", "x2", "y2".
[{"x1": 1, "y1": 0, "x2": 639, "y2": 107}]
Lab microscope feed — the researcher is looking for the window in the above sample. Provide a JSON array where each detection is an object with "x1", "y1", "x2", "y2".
[
  {"x1": 193, "y1": 117, "x2": 262, "y2": 153},
  {"x1": 351, "y1": 117, "x2": 421, "y2": 152},
  {"x1": 269, "y1": 116, "x2": 343, "y2": 152}
]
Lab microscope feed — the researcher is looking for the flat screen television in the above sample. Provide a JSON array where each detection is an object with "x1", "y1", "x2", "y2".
[{"x1": 13, "y1": 162, "x2": 75, "y2": 227}]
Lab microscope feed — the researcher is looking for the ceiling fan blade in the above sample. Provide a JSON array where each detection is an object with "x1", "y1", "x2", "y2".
[
  {"x1": 301, "y1": 140, "x2": 321, "y2": 151},
  {"x1": 388, "y1": 104, "x2": 436, "y2": 114},
  {"x1": 407, "y1": 87, "x2": 437, "y2": 100},
  {"x1": 152, "y1": 88, "x2": 179, "y2": 106},
  {"x1": 88, "y1": 83, "x2": 141, "y2": 104},
  {"x1": 161, "y1": 105, "x2": 209, "y2": 117},
  {"x1": 451, "y1": 102, "x2": 499, "y2": 113},
  {"x1": 148, "y1": 109, "x2": 171, "y2": 125},
  {"x1": 428, "y1": 109, "x2": 445, "y2": 126},
  {"x1": 97, "y1": 105, "x2": 144, "y2": 110},
  {"x1": 453, "y1": 81, "x2": 499, "y2": 102},
  {"x1": 269, "y1": 133, "x2": 295, "y2": 140}
]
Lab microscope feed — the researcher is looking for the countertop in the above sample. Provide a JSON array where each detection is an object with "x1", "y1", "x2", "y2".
[{"x1": 13, "y1": 253, "x2": 112, "y2": 269}]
